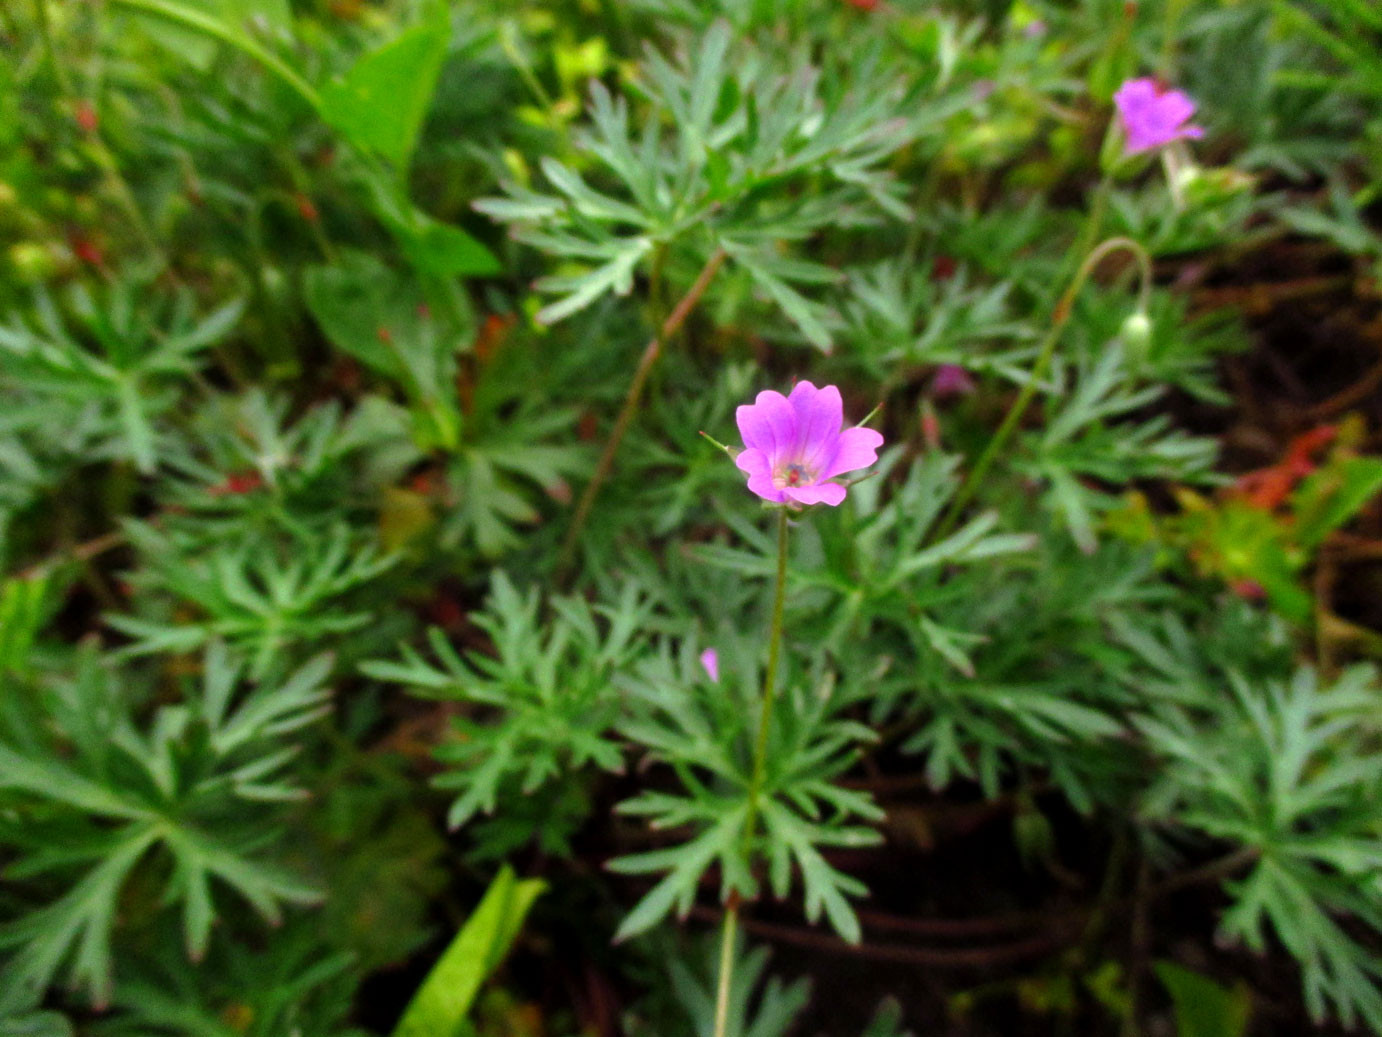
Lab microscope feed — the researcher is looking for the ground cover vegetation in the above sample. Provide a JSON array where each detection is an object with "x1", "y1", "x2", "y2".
[{"x1": 2, "y1": 0, "x2": 1382, "y2": 1034}]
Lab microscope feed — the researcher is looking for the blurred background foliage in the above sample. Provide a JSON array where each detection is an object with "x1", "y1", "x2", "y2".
[{"x1": 1, "y1": 0, "x2": 1381, "y2": 1034}]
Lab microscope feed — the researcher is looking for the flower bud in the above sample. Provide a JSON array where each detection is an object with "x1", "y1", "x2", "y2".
[{"x1": 1119, "y1": 309, "x2": 1152, "y2": 363}]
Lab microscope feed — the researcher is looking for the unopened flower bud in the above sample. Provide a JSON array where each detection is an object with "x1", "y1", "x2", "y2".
[{"x1": 1120, "y1": 310, "x2": 1152, "y2": 362}]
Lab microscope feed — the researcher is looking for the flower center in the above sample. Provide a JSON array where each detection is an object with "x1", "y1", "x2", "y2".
[{"x1": 782, "y1": 463, "x2": 808, "y2": 487}]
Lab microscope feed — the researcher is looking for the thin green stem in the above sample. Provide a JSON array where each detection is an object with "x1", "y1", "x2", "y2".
[
  {"x1": 711, "y1": 899, "x2": 739, "y2": 1037},
  {"x1": 557, "y1": 247, "x2": 727, "y2": 580},
  {"x1": 1159, "y1": 0, "x2": 1190, "y2": 78},
  {"x1": 747, "y1": 507, "x2": 790, "y2": 819},
  {"x1": 712, "y1": 506, "x2": 790, "y2": 1037},
  {"x1": 497, "y1": 21, "x2": 563, "y2": 134},
  {"x1": 17, "y1": 530, "x2": 124, "y2": 582},
  {"x1": 1147, "y1": 844, "x2": 1259, "y2": 900},
  {"x1": 934, "y1": 233, "x2": 1152, "y2": 540}
]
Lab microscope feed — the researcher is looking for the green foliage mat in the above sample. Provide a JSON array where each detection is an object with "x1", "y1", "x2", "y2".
[{"x1": 2, "y1": 0, "x2": 1381, "y2": 1034}]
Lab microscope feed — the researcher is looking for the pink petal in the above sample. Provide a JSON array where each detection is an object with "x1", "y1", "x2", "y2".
[
  {"x1": 822, "y1": 426, "x2": 884, "y2": 480},
  {"x1": 699, "y1": 648, "x2": 719, "y2": 683},
  {"x1": 735, "y1": 447, "x2": 787, "y2": 503},
  {"x1": 736, "y1": 390, "x2": 797, "y2": 462},
  {"x1": 1158, "y1": 91, "x2": 1197, "y2": 128},
  {"x1": 1122, "y1": 133, "x2": 1159, "y2": 155},
  {"x1": 783, "y1": 482, "x2": 847, "y2": 507},
  {"x1": 1113, "y1": 78, "x2": 1158, "y2": 116},
  {"x1": 788, "y1": 381, "x2": 844, "y2": 472}
]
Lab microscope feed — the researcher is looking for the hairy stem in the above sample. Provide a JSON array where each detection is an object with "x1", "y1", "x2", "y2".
[
  {"x1": 713, "y1": 506, "x2": 791, "y2": 1037},
  {"x1": 1158, "y1": 0, "x2": 1190, "y2": 78},
  {"x1": 934, "y1": 233, "x2": 1151, "y2": 540},
  {"x1": 18, "y1": 530, "x2": 125, "y2": 582},
  {"x1": 557, "y1": 247, "x2": 727, "y2": 578},
  {"x1": 712, "y1": 895, "x2": 739, "y2": 1037},
  {"x1": 747, "y1": 507, "x2": 791, "y2": 816},
  {"x1": 1074, "y1": 177, "x2": 1113, "y2": 273}
]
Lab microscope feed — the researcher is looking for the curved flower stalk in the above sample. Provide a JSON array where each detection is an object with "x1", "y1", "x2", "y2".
[
  {"x1": 935, "y1": 236, "x2": 1154, "y2": 541},
  {"x1": 734, "y1": 382, "x2": 884, "y2": 507}
]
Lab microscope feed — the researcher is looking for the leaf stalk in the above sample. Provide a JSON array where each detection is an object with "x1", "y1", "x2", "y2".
[{"x1": 558, "y1": 247, "x2": 727, "y2": 578}]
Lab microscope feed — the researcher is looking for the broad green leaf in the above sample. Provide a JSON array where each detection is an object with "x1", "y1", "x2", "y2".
[
  {"x1": 320, "y1": 15, "x2": 449, "y2": 170},
  {"x1": 214, "y1": 0, "x2": 292, "y2": 39},
  {"x1": 303, "y1": 250, "x2": 471, "y2": 420},
  {"x1": 1293, "y1": 456, "x2": 1382, "y2": 551},
  {"x1": 1154, "y1": 961, "x2": 1251, "y2": 1037},
  {"x1": 357, "y1": 168, "x2": 500, "y2": 277},
  {"x1": 390, "y1": 866, "x2": 544, "y2": 1037},
  {"x1": 399, "y1": 212, "x2": 502, "y2": 278}
]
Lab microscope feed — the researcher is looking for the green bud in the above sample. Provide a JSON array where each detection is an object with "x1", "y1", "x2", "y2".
[{"x1": 1120, "y1": 310, "x2": 1153, "y2": 363}]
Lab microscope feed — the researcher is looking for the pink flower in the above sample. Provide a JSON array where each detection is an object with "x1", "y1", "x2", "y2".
[
  {"x1": 1113, "y1": 78, "x2": 1204, "y2": 155},
  {"x1": 699, "y1": 648, "x2": 719, "y2": 683},
  {"x1": 734, "y1": 382, "x2": 883, "y2": 506}
]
